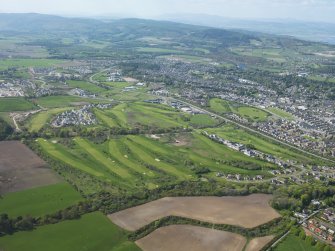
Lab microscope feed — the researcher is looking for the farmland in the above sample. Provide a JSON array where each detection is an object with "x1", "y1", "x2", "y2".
[
  {"x1": 0, "y1": 141, "x2": 60, "y2": 194},
  {"x1": 0, "y1": 212, "x2": 140, "y2": 251},
  {"x1": 245, "y1": 235, "x2": 274, "y2": 251},
  {"x1": 136, "y1": 225, "x2": 247, "y2": 251},
  {"x1": 0, "y1": 183, "x2": 82, "y2": 218},
  {"x1": 109, "y1": 194, "x2": 280, "y2": 231}
]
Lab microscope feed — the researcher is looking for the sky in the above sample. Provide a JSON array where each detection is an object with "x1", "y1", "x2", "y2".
[{"x1": 0, "y1": 0, "x2": 335, "y2": 23}]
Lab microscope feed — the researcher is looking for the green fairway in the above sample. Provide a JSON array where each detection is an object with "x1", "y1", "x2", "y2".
[
  {"x1": 267, "y1": 107, "x2": 294, "y2": 120},
  {"x1": 35, "y1": 95, "x2": 108, "y2": 108},
  {"x1": 209, "y1": 98, "x2": 232, "y2": 114},
  {"x1": 0, "y1": 97, "x2": 36, "y2": 112},
  {"x1": 0, "y1": 183, "x2": 82, "y2": 218},
  {"x1": 190, "y1": 114, "x2": 218, "y2": 127},
  {"x1": 274, "y1": 233, "x2": 318, "y2": 251},
  {"x1": 0, "y1": 212, "x2": 140, "y2": 251},
  {"x1": 27, "y1": 107, "x2": 71, "y2": 132},
  {"x1": 67, "y1": 80, "x2": 106, "y2": 93},
  {"x1": 237, "y1": 106, "x2": 269, "y2": 122}
]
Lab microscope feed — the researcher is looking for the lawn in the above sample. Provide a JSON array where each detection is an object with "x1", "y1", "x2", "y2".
[
  {"x1": 0, "y1": 212, "x2": 140, "y2": 251},
  {"x1": 274, "y1": 233, "x2": 318, "y2": 251},
  {"x1": 0, "y1": 97, "x2": 36, "y2": 112},
  {"x1": 0, "y1": 183, "x2": 82, "y2": 218}
]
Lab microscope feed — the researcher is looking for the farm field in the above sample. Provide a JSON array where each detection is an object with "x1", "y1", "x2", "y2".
[
  {"x1": 0, "y1": 58, "x2": 66, "y2": 70},
  {"x1": 0, "y1": 212, "x2": 140, "y2": 251},
  {"x1": 0, "y1": 141, "x2": 60, "y2": 194},
  {"x1": 274, "y1": 233, "x2": 318, "y2": 251},
  {"x1": 0, "y1": 97, "x2": 36, "y2": 112},
  {"x1": 136, "y1": 225, "x2": 247, "y2": 251},
  {"x1": 245, "y1": 235, "x2": 274, "y2": 251},
  {"x1": 0, "y1": 183, "x2": 82, "y2": 218},
  {"x1": 109, "y1": 194, "x2": 280, "y2": 231}
]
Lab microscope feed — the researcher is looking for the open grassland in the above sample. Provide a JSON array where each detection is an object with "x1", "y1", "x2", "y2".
[
  {"x1": 136, "y1": 225, "x2": 246, "y2": 251},
  {"x1": 274, "y1": 233, "x2": 318, "y2": 251},
  {"x1": 209, "y1": 98, "x2": 270, "y2": 122},
  {"x1": 267, "y1": 107, "x2": 295, "y2": 120},
  {"x1": 27, "y1": 107, "x2": 71, "y2": 132},
  {"x1": 0, "y1": 97, "x2": 36, "y2": 112},
  {"x1": 0, "y1": 183, "x2": 82, "y2": 218},
  {"x1": 95, "y1": 102, "x2": 188, "y2": 129},
  {"x1": 0, "y1": 212, "x2": 140, "y2": 251},
  {"x1": 0, "y1": 141, "x2": 60, "y2": 194},
  {"x1": 0, "y1": 59, "x2": 66, "y2": 70},
  {"x1": 189, "y1": 113, "x2": 218, "y2": 127},
  {"x1": 35, "y1": 95, "x2": 109, "y2": 108},
  {"x1": 245, "y1": 235, "x2": 274, "y2": 251},
  {"x1": 109, "y1": 194, "x2": 280, "y2": 231},
  {"x1": 205, "y1": 125, "x2": 318, "y2": 164},
  {"x1": 66, "y1": 80, "x2": 106, "y2": 93},
  {"x1": 237, "y1": 106, "x2": 269, "y2": 122},
  {"x1": 137, "y1": 47, "x2": 184, "y2": 54}
]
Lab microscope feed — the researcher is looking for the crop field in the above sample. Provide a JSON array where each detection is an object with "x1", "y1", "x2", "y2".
[
  {"x1": 109, "y1": 194, "x2": 280, "y2": 231},
  {"x1": 274, "y1": 233, "x2": 318, "y2": 251},
  {"x1": 0, "y1": 97, "x2": 36, "y2": 112},
  {"x1": 0, "y1": 183, "x2": 82, "y2": 218},
  {"x1": 35, "y1": 95, "x2": 109, "y2": 108},
  {"x1": 26, "y1": 107, "x2": 72, "y2": 132},
  {"x1": 205, "y1": 125, "x2": 319, "y2": 164},
  {"x1": 0, "y1": 212, "x2": 140, "y2": 251},
  {"x1": 66, "y1": 80, "x2": 106, "y2": 93},
  {"x1": 136, "y1": 225, "x2": 247, "y2": 251},
  {"x1": 0, "y1": 141, "x2": 60, "y2": 194},
  {"x1": 245, "y1": 235, "x2": 274, "y2": 251}
]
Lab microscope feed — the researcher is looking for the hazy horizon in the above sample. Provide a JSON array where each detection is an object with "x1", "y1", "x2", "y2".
[{"x1": 1, "y1": 0, "x2": 335, "y2": 23}]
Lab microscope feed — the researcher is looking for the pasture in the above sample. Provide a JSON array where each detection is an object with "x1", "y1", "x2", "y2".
[
  {"x1": 0, "y1": 183, "x2": 82, "y2": 218},
  {"x1": 109, "y1": 194, "x2": 280, "y2": 231},
  {"x1": 0, "y1": 97, "x2": 36, "y2": 112},
  {"x1": 0, "y1": 212, "x2": 140, "y2": 251},
  {"x1": 274, "y1": 233, "x2": 318, "y2": 251},
  {"x1": 136, "y1": 225, "x2": 246, "y2": 251},
  {"x1": 0, "y1": 141, "x2": 60, "y2": 194}
]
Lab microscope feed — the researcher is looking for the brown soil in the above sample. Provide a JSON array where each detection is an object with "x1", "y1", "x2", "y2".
[
  {"x1": 0, "y1": 141, "x2": 60, "y2": 194},
  {"x1": 109, "y1": 194, "x2": 280, "y2": 231},
  {"x1": 245, "y1": 235, "x2": 274, "y2": 251},
  {"x1": 136, "y1": 225, "x2": 246, "y2": 251}
]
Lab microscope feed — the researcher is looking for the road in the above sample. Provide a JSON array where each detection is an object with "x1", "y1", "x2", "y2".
[{"x1": 172, "y1": 98, "x2": 335, "y2": 164}]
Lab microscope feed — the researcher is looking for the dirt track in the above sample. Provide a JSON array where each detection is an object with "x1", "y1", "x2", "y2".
[
  {"x1": 136, "y1": 225, "x2": 246, "y2": 251},
  {"x1": 109, "y1": 194, "x2": 280, "y2": 231},
  {"x1": 0, "y1": 141, "x2": 60, "y2": 194}
]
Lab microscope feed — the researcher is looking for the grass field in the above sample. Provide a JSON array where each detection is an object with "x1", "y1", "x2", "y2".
[
  {"x1": 0, "y1": 212, "x2": 140, "y2": 251},
  {"x1": 0, "y1": 59, "x2": 66, "y2": 70},
  {"x1": 67, "y1": 80, "x2": 106, "y2": 93},
  {"x1": 237, "y1": 107, "x2": 269, "y2": 122},
  {"x1": 209, "y1": 98, "x2": 232, "y2": 114},
  {"x1": 27, "y1": 107, "x2": 71, "y2": 132},
  {"x1": 189, "y1": 114, "x2": 218, "y2": 127},
  {"x1": 205, "y1": 125, "x2": 319, "y2": 164},
  {"x1": 35, "y1": 95, "x2": 109, "y2": 108},
  {"x1": 274, "y1": 233, "x2": 318, "y2": 251},
  {"x1": 267, "y1": 107, "x2": 295, "y2": 120},
  {"x1": 0, "y1": 183, "x2": 82, "y2": 218},
  {"x1": 0, "y1": 97, "x2": 36, "y2": 112}
]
